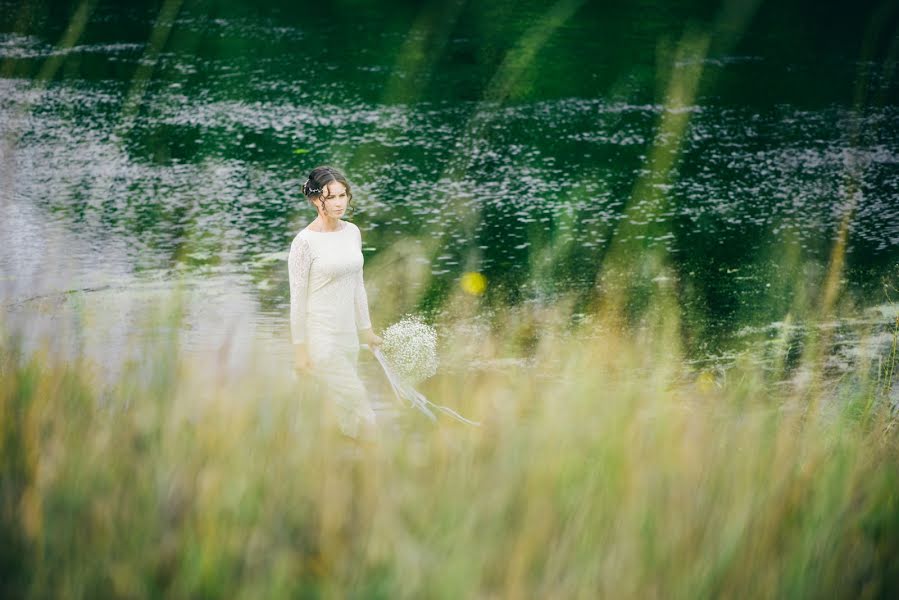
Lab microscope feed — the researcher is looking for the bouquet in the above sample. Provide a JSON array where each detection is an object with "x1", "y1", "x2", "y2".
[
  {"x1": 380, "y1": 315, "x2": 439, "y2": 384},
  {"x1": 371, "y1": 316, "x2": 478, "y2": 426}
]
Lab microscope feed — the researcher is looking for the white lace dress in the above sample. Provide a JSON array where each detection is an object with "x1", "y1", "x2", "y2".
[{"x1": 288, "y1": 220, "x2": 376, "y2": 437}]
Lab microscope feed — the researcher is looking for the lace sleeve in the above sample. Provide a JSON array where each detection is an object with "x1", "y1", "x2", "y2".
[
  {"x1": 288, "y1": 235, "x2": 312, "y2": 344},
  {"x1": 353, "y1": 226, "x2": 373, "y2": 332}
]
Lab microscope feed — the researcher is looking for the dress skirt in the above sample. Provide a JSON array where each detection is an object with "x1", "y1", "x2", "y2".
[{"x1": 305, "y1": 322, "x2": 376, "y2": 439}]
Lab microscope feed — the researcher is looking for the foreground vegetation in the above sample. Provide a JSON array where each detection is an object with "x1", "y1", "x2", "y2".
[{"x1": 2, "y1": 290, "x2": 898, "y2": 600}]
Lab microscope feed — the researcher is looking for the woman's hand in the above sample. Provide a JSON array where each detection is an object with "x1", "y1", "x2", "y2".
[
  {"x1": 360, "y1": 328, "x2": 383, "y2": 348},
  {"x1": 293, "y1": 344, "x2": 312, "y2": 373}
]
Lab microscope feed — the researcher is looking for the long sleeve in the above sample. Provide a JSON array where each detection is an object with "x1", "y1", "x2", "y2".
[
  {"x1": 288, "y1": 235, "x2": 312, "y2": 344},
  {"x1": 353, "y1": 227, "x2": 373, "y2": 332}
]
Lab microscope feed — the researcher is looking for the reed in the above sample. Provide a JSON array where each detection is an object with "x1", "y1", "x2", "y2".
[{"x1": 2, "y1": 285, "x2": 898, "y2": 599}]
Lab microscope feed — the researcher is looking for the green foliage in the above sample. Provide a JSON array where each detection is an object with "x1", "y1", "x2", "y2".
[{"x1": 2, "y1": 295, "x2": 899, "y2": 598}]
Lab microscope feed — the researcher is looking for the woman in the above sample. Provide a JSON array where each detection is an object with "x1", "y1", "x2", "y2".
[{"x1": 288, "y1": 166, "x2": 382, "y2": 439}]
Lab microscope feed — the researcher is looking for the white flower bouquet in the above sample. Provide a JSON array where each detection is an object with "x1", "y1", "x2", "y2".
[
  {"x1": 380, "y1": 315, "x2": 439, "y2": 384},
  {"x1": 370, "y1": 315, "x2": 478, "y2": 426}
]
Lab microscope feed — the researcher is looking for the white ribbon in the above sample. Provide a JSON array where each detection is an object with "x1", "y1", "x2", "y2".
[{"x1": 369, "y1": 346, "x2": 480, "y2": 426}]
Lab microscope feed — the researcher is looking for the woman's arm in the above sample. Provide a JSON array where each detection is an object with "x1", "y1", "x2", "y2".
[
  {"x1": 353, "y1": 226, "x2": 382, "y2": 347},
  {"x1": 288, "y1": 235, "x2": 313, "y2": 369}
]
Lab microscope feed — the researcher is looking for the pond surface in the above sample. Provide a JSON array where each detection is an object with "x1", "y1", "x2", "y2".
[{"x1": 1, "y1": 0, "x2": 898, "y2": 379}]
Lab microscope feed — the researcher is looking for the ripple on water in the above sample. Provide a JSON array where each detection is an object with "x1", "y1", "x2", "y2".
[
  {"x1": 2, "y1": 36, "x2": 899, "y2": 375},
  {"x1": 5, "y1": 74, "x2": 899, "y2": 260}
]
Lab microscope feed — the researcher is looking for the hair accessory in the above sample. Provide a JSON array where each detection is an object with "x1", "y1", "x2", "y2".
[{"x1": 303, "y1": 179, "x2": 323, "y2": 196}]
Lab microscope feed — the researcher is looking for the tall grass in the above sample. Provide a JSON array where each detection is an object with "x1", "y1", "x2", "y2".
[{"x1": 2, "y1": 289, "x2": 898, "y2": 599}]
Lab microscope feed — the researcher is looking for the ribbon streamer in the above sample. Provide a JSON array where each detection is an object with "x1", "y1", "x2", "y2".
[{"x1": 369, "y1": 346, "x2": 481, "y2": 426}]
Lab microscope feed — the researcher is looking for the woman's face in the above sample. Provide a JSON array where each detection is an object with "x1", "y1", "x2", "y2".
[{"x1": 316, "y1": 181, "x2": 349, "y2": 218}]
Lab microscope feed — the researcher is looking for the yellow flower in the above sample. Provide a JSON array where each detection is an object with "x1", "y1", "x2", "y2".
[
  {"x1": 460, "y1": 272, "x2": 487, "y2": 296},
  {"x1": 696, "y1": 371, "x2": 716, "y2": 393}
]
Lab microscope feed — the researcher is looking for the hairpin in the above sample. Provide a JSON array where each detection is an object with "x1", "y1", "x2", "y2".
[{"x1": 303, "y1": 179, "x2": 322, "y2": 196}]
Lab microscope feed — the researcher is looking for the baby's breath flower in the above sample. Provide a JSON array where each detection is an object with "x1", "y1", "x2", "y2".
[{"x1": 381, "y1": 316, "x2": 439, "y2": 384}]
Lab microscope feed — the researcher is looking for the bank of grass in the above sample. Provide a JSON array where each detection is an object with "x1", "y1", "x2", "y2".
[{"x1": 1, "y1": 294, "x2": 898, "y2": 600}]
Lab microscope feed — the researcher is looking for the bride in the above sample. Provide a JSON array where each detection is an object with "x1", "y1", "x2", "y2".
[{"x1": 288, "y1": 166, "x2": 382, "y2": 439}]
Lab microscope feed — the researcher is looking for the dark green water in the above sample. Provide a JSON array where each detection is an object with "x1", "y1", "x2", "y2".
[{"x1": 1, "y1": 0, "x2": 898, "y2": 374}]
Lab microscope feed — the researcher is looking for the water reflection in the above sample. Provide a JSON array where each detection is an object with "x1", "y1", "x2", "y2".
[{"x1": 1, "y1": 0, "x2": 897, "y2": 379}]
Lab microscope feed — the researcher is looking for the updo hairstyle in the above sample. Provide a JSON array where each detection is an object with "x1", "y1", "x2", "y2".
[{"x1": 302, "y1": 166, "x2": 354, "y2": 214}]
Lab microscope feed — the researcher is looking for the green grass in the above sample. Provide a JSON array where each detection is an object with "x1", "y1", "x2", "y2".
[{"x1": 2, "y1": 292, "x2": 898, "y2": 599}]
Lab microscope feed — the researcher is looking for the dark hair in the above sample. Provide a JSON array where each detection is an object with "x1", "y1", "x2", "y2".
[{"x1": 302, "y1": 165, "x2": 354, "y2": 214}]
